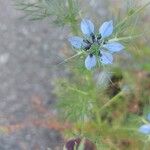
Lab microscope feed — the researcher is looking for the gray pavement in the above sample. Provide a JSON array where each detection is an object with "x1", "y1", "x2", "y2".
[{"x1": 0, "y1": 0, "x2": 67, "y2": 149}]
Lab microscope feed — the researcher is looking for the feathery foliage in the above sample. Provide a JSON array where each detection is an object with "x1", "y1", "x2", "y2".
[{"x1": 14, "y1": 0, "x2": 79, "y2": 29}]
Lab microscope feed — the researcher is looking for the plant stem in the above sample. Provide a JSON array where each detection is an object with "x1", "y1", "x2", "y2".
[
  {"x1": 99, "y1": 90, "x2": 124, "y2": 113},
  {"x1": 67, "y1": 86, "x2": 88, "y2": 95},
  {"x1": 109, "y1": 34, "x2": 142, "y2": 42},
  {"x1": 57, "y1": 52, "x2": 84, "y2": 65},
  {"x1": 115, "y1": 2, "x2": 150, "y2": 30}
]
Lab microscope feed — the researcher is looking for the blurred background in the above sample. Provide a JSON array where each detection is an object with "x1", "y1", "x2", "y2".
[
  {"x1": 0, "y1": 0, "x2": 149, "y2": 150},
  {"x1": 0, "y1": 0, "x2": 66, "y2": 149}
]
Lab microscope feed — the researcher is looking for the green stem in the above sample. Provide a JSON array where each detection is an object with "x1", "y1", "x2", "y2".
[
  {"x1": 136, "y1": 116, "x2": 149, "y2": 124},
  {"x1": 115, "y1": 2, "x2": 150, "y2": 30},
  {"x1": 110, "y1": 28, "x2": 150, "y2": 42},
  {"x1": 99, "y1": 90, "x2": 124, "y2": 113},
  {"x1": 109, "y1": 34, "x2": 142, "y2": 42},
  {"x1": 95, "y1": 106, "x2": 101, "y2": 125},
  {"x1": 57, "y1": 51, "x2": 84, "y2": 65},
  {"x1": 141, "y1": 118, "x2": 149, "y2": 124},
  {"x1": 109, "y1": 36, "x2": 133, "y2": 42},
  {"x1": 67, "y1": 86, "x2": 88, "y2": 95}
]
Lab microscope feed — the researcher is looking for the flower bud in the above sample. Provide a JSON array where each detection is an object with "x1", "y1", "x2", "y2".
[{"x1": 64, "y1": 138, "x2": 96, "y2": 150}]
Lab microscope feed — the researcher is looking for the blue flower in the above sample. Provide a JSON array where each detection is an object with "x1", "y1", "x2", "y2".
[
  {"x1": 68, "y1": 36, "x2": 87, "y2": 49},
  {"x1": 99, "y1": 20, "x2": 113, "y2": 38},
  {"x1": 85, "y1": 54, "x2": 96, "y2": 70},
  {"x1": 81, "y1": 19, "x2": 94, "y2": 36},
  {"x1": 100, "y1": 50, "x2": 113, "y2": 64},
  {"x1": 68, "y1": 19, "x2": 124, "y2": 70},
  {"x1": 139, "y1": 124, "x2": 150, "y2": 135},
  {"x1": 103, "y1": 42, "x2": 125, "y2": 53}
]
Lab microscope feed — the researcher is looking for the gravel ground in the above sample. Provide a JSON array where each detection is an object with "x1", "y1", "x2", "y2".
[{"x1": 0, "y1": 0, "x2": 67, "y2": 149}]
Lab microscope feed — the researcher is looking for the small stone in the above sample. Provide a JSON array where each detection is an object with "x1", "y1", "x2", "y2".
[{"x1": 0, "y1": 53, "x2": 10, "y2": 64}]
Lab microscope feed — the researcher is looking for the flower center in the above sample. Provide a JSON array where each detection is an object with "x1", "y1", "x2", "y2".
[{"x1": 83, "y1": 33, "x2": 108, "y2": 57}]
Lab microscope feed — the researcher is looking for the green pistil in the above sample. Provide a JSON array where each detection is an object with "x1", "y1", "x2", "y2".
[{"x1": 90, "y1": 43, "x2": 100, "y2": 56}]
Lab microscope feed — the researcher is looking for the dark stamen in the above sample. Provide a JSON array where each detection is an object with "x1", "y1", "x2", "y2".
[
  {"x1": 97, "y1": 34, "x2": 102, "y2": 40},
  {"x1": 103, "y1": 39, "x2": 108, "y2": 45},
  {"x1": 91, "y1": 33, "x2": 95, "y2": 43},
  {"x1": 97, "y1": 40, "x2": 101, "y2": 45},
  {"x1": 84, "y1": 44, "x2": 92, "y2": 51},
  {"x1": 99, "y1": 51, "x2": 102, "y2": 57},
  {"x1": 103, "y1": 41, "x2": 107, "y2": 44},
  {"x1": 83, "y1": 39, "x2": 91, "y2": 44},
  {"x1": 89, "y1": 53, "x2": 93, "y2": 57}
]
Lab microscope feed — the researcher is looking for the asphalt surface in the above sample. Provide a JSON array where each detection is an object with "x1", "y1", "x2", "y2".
[{"x1": 0, "y1": 0, "x2": 67, "y2": 149}]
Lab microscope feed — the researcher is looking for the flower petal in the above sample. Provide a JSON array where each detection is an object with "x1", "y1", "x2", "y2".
[
  {"x1": 81, "y1": 19, "x2": 94, "y2": 36},
  {"x1": 139, "y1": 124, "x2": 150, "y2": 134},
  {"x1": 99, "y1": 20, "x2": 113, "y2": 38},
  {"x1": 68, "y1": 36, "x2": 85, "y2": 49},
  {"x1": 100, "y1": 50, "x2": 113, "y2": 64},
  {"x1": 103, "y1": 42, "x2": 124, "y2": 53},
  {"x1": 85, "y1": 54, "x2": 96, "y2": 70}
]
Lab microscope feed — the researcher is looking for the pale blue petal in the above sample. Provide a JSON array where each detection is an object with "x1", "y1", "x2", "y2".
[
  {"x1": 85, "y1": 55, "x2": 96, "y2": 70},
  {"x1": 147, "y1": 113, "x2": 150, "y2": 122},
  {"x1": 68, "y1": 36, "x2": 85, "y2": 49},
  {"x1": 103, "y1": 42, "x2": 124, "y2": 53},
  {"x1": 100, "y1": 50, "x2": 113, "y2": 64},
  {"x1": 81, "y1": 19, "x2": 94, "y2": 36},
  {"x1": 139, "y1": 124, "x2": 150, "y2": 134},
  {"x1": 99, "y1": 20, "x2": 113, "y2": 38}
]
